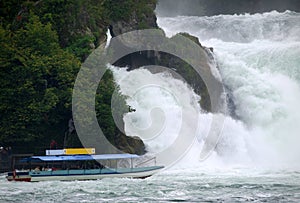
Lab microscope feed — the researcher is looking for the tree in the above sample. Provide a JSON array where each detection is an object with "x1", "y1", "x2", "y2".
[{"x1": 0, "y1": 14, "x2": 80, "y2": 153}]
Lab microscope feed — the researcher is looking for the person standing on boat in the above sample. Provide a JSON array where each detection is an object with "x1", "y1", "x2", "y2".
[{"x1": 50, "y1": 140, "x2": 58, "y2": 149}]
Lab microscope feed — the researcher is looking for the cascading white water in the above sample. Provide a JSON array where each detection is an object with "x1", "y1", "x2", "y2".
[
  {"x1": 109, "y1": 66, "x2": 202, "y2": 155},
  {"x1": 111, "y1": 11, "x2": 300, "y2": 169}
]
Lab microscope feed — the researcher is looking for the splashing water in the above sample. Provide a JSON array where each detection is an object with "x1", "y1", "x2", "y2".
[
  {"x1": 111, "y1": 11, "x2": 300, "y2": 169},
  {"x1": 1, "y1": 11, "x2": 300, "y2": 203}
]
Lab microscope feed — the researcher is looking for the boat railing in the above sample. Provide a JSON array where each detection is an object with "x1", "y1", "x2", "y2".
[{"x1": 135, "y1": 156, "x2": 156, "y2": 167}]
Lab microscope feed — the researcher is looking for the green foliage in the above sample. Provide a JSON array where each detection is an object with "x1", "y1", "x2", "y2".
[
  {"x1": 103, "y1": 0, "x2": 157, "y2": 29},
  {"x1": 96, "y1": 71, "x2": 116, "y2": 142},
  {"x1": 0, "y1": 0, "x2": 25, "y2": 26},
  {"x1": 16, "y1": 14, "x2": 60, "y2": 55},
  {"x1": 0, "y1": 0, "x2": 155, "y2": 154},
  {"x1": 95, "y1": 70, "x2": 128, "y2": 145},
  {"x1": 103, "y1": 0, "x2": 135, "y2": 21},
  {"x1": 66, "y1": 35, "x2": 95, "y2": 61},
  {"x1": 0, "y1": 14, "x2": 80, "y2": 152},
  {"x1": 95, "y1": 70, "x2": 145, "y2": 155}
]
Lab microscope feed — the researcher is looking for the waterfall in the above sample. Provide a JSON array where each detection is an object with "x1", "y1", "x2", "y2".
[{"x1": 111, "y1": 11, "x2": 300, "y2": 169}]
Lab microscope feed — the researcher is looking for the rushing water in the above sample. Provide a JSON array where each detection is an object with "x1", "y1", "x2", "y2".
[
  {"x1": 157, "y1": 11, "x2": 300, "y2": 167},
  {"x1": 2, "y1": 11, "x2": 300, "y2": 202},
  {"x1": 1, "y1": 170, "x2": 300, "y2": 202}
]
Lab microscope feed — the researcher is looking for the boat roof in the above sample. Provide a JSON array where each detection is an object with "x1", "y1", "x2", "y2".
[{"x1": 21, "y1": 154, "x2": 139, "y2": 162}]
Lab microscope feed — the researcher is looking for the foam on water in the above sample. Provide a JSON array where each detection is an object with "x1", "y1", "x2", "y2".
[
  {"x1": 1, "y1": 11, "x2": 300, "y2": 203},
  {"x1": 110, "y1": 10, "x2": 300, "y2": 170}
]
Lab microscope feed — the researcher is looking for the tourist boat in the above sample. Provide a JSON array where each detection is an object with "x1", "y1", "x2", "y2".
[{"x1": 6, "y1": 148, "x2": 164, "y2": 182}]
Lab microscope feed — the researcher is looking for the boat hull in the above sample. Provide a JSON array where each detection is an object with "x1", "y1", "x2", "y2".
[
  {"x1": 6, "y1": 171, "x2": 31, "y2": 182},
  {"x1": 6, "y1": 166, "x2": 163, "y2": 182}
]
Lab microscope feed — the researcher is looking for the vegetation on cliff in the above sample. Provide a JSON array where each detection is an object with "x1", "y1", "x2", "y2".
[{"x1": 0, "y1": 0, "x2": 157, "y2": 154}]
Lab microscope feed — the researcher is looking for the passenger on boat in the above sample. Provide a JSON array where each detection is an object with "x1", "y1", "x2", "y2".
[{"x1": 50, "y1": 140, "x2": 58, "y2": 149}]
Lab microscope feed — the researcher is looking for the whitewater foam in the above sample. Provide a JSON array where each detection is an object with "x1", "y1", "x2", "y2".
[
  {"x1": 158, "y1": 10, "x2": 300, "y2": 42},
  {"x1": 107, "y1": 11, "x2": 300, "y2": 170},
  {"x1": 157, "y1": 11, "x2": 300, "y2": 169}
]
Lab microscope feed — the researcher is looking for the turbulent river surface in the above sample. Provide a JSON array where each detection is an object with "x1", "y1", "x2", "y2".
[
  {"x1": 2, "y1": 11, "x2": 300, "y2": 202},
  {"x1": 1, "y1": 170, "x2": 300, "y2": 202}
]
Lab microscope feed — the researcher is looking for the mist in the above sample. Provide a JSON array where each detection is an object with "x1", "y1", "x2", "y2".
[{"x1": 156, "y1": 0, "x2": 300, "y2": 17}]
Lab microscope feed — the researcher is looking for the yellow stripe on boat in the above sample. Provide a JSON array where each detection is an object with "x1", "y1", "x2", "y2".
[{"x1": 64, "y1": 148, "x2": 95, "y2": 155}]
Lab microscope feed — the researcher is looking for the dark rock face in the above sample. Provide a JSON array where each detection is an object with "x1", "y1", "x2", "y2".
[
  {"x1": 58, "y1": 0, "x2": 220, "y2": 154},
  {"x1": 9, "y1": 0, "x2": 222, "y2": 155},
  {"x1": 107, "y1": 1, "x2": 158, "y2": 155},
  {"x1": 104, "y1": 1, "x2": 217, "y2": 113},
  {"x1": 115, "y1": 135, "x2": 146, "y2": 155},
  {"x1": 112, "y1": 32, "x2": 220, "y2": 112},
  {"x1": 109, "y1": 2, "x2": 158, "y2": 37}
]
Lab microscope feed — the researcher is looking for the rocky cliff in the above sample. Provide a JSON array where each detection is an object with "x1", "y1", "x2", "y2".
[{"x1": 0, "y1": 0, "x2": 217, "y2": 155}]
